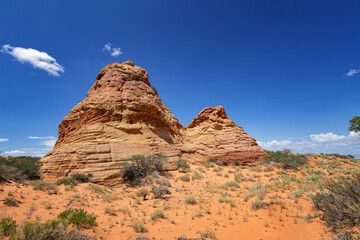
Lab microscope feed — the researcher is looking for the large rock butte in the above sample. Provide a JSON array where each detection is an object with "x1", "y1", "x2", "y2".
[{"x1": 41, "y1": 61, "x2": 266, "y2": 185}]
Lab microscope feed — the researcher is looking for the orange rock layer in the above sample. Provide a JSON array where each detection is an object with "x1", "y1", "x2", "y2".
[{"x1": 41, "y1": 61, "x2": 266, "y2": 185}]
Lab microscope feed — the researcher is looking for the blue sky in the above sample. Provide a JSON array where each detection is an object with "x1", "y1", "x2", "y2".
[{"x1": 0, "y1": 0, "x2": 359, "y2": 157}]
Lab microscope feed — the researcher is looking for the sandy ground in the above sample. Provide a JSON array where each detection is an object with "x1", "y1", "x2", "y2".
[{"x1": 1, "y1": 156, "x2": 358, "y2": 240}]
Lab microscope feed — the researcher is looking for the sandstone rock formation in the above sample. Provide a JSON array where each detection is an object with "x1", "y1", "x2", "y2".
[
  {"x1": 182, "y1": 106, "x2": 267, "y2": 165},
  {"x1": 41, "y1": 61, "x2": 266, "y2": 185}
]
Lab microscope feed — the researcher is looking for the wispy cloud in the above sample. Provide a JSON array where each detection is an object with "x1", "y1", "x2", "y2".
[
  {"x1": 103, "y1": 43, "x2": 122, "y2": 57},
  {"x1": 1, "y1": 44, "x2": 64, "y2": 76},
  {"x1": 28, "y1": 136, "x2": 56, "y2": 148},
  {"x1": 346, "y1": 69, "x2": 360, "y2": 77},
  {"x1": 258, "y1": 132, "x2": 360, "y2": 154},
  {"x1": 0, "y1": 138, "x2": 8, "y2": 142},
  {"x1": 4, "y1": 150, "x2": 26, "y2": 156}
]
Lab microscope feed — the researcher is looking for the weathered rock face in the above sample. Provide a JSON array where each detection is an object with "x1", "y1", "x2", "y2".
[
  {"x1": 41, "y1": 61, "x2": 266, "y2": 185},
  {"x1": 181, "y1": 106, "x2": 267, "y2": 165}
]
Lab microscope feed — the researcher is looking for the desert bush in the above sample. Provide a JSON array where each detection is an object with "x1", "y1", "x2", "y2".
[
  {"x1": 192, "y1": 172, "x2": 203, "y2": 180},
  {"x1": 155, "y1": 178, "x2": 171, "y2": 187},
  {"x1": 312, "y1": 173, "x2": 360, "y2": 231},
  {"x1": 251, "y1": 197, "x2": 269, "y2": 210},
  {"x1": 4, "y1": 197, "x2": 20, "y2": 207},
  {"x1": 151, "y1": 209, "x2": 165, "y2": 220},
  {"x1": 207, "y1": 157, "x2": 220, "y2": 165},
  {"x1": 87, "y1": 184, "x2": 109, "y2": 194},
  {"x1": 58, "y1": 209, "x2": 96, "y2": 228},
  {"x1": 30, "y1": 180, "x2": 57, "y2": 194},
  {"x1": 263, "y1": 151, "x2": 308, "y2": 170},
  {"x1": 180, "y1": 174, "x2": 190, "y2": 182},
  {"x1": 151, "y1": 185, "x2": 170, "y2": 199},
  {"x1": 0, "y1": 217, "x2": 17, "y2": 237},
  {"x1": 176, "y1": 158, "x2": 190, "y2": 172},
  {"x1": 234, "y1": 173, "x2": 246, "y2": 182},
  {"x1": 197, "y1": 229, "x2": 216, "y2": 239},
  {"x1": 9, "y1": 220, "x2": 93, "y2": 240},
  {"x1": 120, "y1": 155, "x2": 167, "y2": 185},
  {"x1": 57, "y1": 173, "x2": 92, "y2": 187},
  {"x1": 0, "y1": 165, "x2": 24, "y2": 182},
  {"x1": 136, "y1": 188, "x2": 149, "y2": 198},
  {"x1": 185, "y1": 196, "x2": 196, "y2": 205},
  {"x1": 132, "y1": 221, "x2": 147, "y2": 233},
  {"x1": 220, "y1": 181, "x2": 240, "y2": 189},
  {"x1": 104, "y1": 207, "x2": 117, "y2": 216},
  {"x1": 0, "y1": 156, "x2": 41, "y2": 181}
]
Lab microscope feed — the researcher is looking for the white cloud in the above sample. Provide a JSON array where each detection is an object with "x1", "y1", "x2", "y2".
[
  {"x1": 4, "y1": 150, "x2": 26, "y2": 156},
  {"x1": 28, "y1": 136, "x2": 57, "y2": 148},
  {"x1": 310, "y1": 132, "x2": 346, "y2": 143},
  {"x1": 0, "y1": 138, "x2": 8, "y2": 142},
  {"x1": 40, "y1": 139, "x2": 56, "y2": 148},
  {"x1": 103, "y1": 43, "x2": 122, "y2": 57},
  {"x1": 1, "y1": 44, "x2": 64, "y2": 76},
  {"x1": 346, "y1": 69, "x2": 360, "y2": 77},
  {"x1": 259, "y1": 132, "x2": 360, "y2": 155},
  {"x1": 28, "y1": 136, "x2": 55, "y2": 140}
]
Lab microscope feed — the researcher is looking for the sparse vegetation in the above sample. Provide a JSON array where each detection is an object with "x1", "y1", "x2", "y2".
[
  {"x1": 151, "y1": 209, "x2": 165, "y2": 220},
  {"x1": 263, "y1": 151, "x2": 308, "y2": 170},
  {"x1": 185, "y1": 196, "x2": 196, "y2": 205},
  {"x1": 132, "y1": 221, "x2": 147, "y2": 233},
  {"x1": 180, "y1": 174, "x2": 190, "y2": 182},
  {"x1": 312, "y1": 173, "x2": 360, "y2": 231},
  {"x1": 0, "y1": 217, "x2": 17, "y2": 237},
  {"x1": 0, "y1": 156, "x2": 41, "y2": 181},
  {"x1": 58, "y1": 208, "x2": 96, "y2": 228},
  {"x1": 30, "y1": 180, "x2": 57, "y2": 193},
  {"x1": 8, "y1": 220, "x2": 93, "y2": 240},
  {"x1": 151, "y1": 185, "x2": 170, "y2": 199},
  {"x1": 4, "y1": 197, "x2": 20, "y2": 207},
  {"x1": 176, "y1": 158, "x2": 190, "y2": 172},
  {"x1": 120, "y1": 154, "x2": 167, "y2": 185}
]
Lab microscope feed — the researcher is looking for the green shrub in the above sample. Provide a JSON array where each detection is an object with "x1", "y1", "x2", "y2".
[
  {"x1": 4, "y1": 197, "x2": 20, "y2": 207},
  {"x1": 0, "y1": 217, "x2": 17, "y2": 237},
  {"x1": 56, "y1": 177, "x2": 77, "y2": 186},
  {"x1": 176, "y1": 159, "x2": 190, "y2": 172},
  {"x1": 180, "y1": 174, "x2": 190, "y2": 182},
  {"x1": 58, "y1": 209, "x2": 96, "y2": 228},
  {"x1": 132, "y1": 221, "x2": 147, "y2": 233},
  {"x1": 192, "y1": 172, "x2": 203, "y2": 180},
  {"x1": 151, "y1": 210, "x2": 165, "y2": 220},
  {"x1": 136, "y1": 188, "x2": 149, "y2": 198},
  {"x1": 155, "y1": 178, "x2": 171, "y2": 187},
  {"x1": 185, "y1": 196, "x2": 196, "y2": 205},
  {"x1": 120, "y1": 155, "x2": 167, "y2": 185},
  {"x1": 57, "y1": 173, "x2": 92, "y2": 187},
  {"x1": 312, "y1": 174, "x2": 360, "y2": 231},
  {"x1": 220, "y1": 181, "x2": 240, "y2": 189},
  {"x1": 9, "y1": 220, "x2": 93, "y2": 240},
  {"x1": 234, "y1": 173, "x2": 246, "y2": 182},
  {"x1": 251, "y1": 197, "x2": 269, "y2": 210},
  {"x1": 151, "y1": 185, "x2": 170, "y2": 199},
  {"x1": 0, "y1": 156, "x2": 41, "y2": 180},
  {"x1": 197, "y1": 229, "x2": 216, "y2": 239},
  {"x1": 30, "y1": 180, "x2": 57, "y2": 194},
  {"x1": 0, "y1": 165, "x2": 24, "y2": 182},
  {"x1": 263, "y1": 151, "x2": 308, "y2": 170},
  {"x1": 87, "y1": 184, "x2": 109, "y2": 194},
  {"x1": 207, "y1": 158, "x2": 220, "y2": 165}
]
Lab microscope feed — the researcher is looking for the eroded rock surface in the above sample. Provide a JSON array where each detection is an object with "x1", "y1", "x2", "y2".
[{"x1": 41, "y1": 61, "x2": 266, "y2": 185}]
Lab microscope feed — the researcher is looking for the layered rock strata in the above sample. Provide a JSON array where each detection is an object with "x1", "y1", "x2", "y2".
[{"x1": 41, "y1": 61, "x2": 266, "y2": 185}]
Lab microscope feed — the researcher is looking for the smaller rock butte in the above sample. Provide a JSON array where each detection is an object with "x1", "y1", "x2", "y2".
[{"x1": 41, "y1": 61, "x2": 267, "y2": 185}]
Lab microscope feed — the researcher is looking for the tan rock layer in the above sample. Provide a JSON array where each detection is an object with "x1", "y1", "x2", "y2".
[{"x1": 41, "y1": 61, "x2": 267, "y2": 185}]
